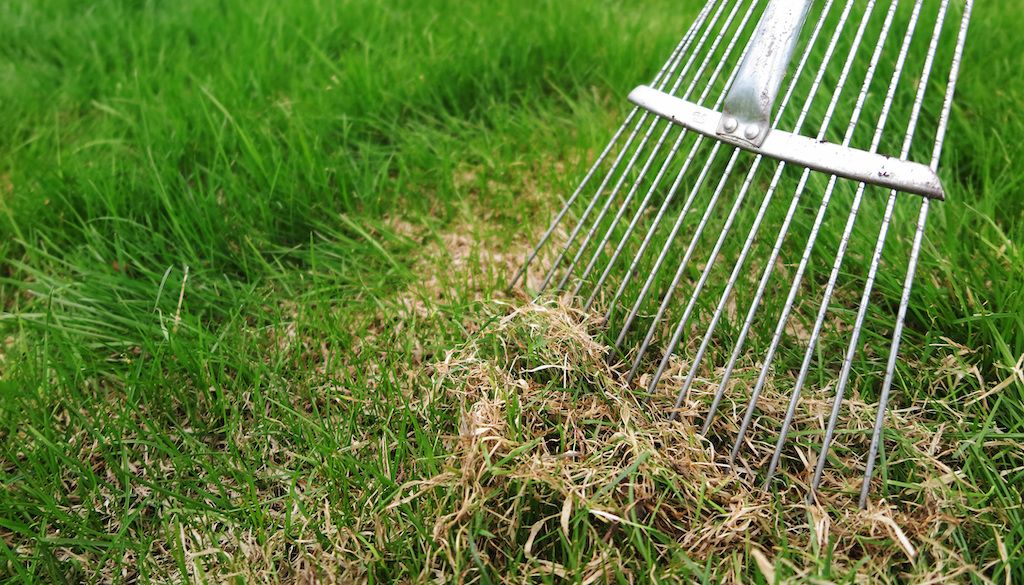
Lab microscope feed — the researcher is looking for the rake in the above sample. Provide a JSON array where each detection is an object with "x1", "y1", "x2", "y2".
[{"x1": 510, "y1": 0, "x2": 973, "y2": 507}]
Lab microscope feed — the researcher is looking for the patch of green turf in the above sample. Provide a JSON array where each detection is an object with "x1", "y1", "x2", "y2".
[{"x1": 0, "y1": 0, "x2": 1020, "y2": 582}]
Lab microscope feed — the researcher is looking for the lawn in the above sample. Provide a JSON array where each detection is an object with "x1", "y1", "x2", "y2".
[{"x1": 0, "y1": 0, "x2": 1021, "y2": 582}]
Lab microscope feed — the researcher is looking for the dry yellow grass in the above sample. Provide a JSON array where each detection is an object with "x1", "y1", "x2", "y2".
[{"x1": 389, "y1": 300, "x2": 995, "y2": 582}]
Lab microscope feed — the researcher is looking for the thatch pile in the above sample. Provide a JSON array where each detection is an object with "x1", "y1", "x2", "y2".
[{"x1": 393, "y1": 300, "x2": 986, "y2": 582}]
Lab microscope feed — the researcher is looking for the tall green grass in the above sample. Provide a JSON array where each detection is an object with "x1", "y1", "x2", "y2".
[{"x1": 0, "y1": 0, "x2": 1020, "y2": 581}]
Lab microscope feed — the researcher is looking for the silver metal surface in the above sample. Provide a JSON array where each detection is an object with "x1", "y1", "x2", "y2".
[
  {"x1": 628, "y1": 85, "x2": 945, "y2": 199},
  {"x1": 571, "y1": 0, "x2": 771, "y2": 305},
  {"x1": 676, "y1": 0, "x2": 851, "y2": 418},
  {"x1": 767, "y1": 0, "x2": 910, "y2": 488},
  {"x1": 557, "y1": 0, "x2": 762, "y2": 294},
  {"x1": 636, "y1": 0, "x2": 867, "y2": 395},
  {"x1": 803, "y1": 0, "x2": 950, "y2": 498},
  {"x1": 718, "y1": 0, "x2": 814, "y2": 147}
]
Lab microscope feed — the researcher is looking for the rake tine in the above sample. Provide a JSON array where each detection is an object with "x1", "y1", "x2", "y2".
[
  {"x1": 609, "y1": 42, "x2": 772, "y2": 357},
  {"x1": 804, "y1": 0, "x2": 943, "y2": 495},
  {"x1": 613, "y1": 139, "x2": 724, "y2": 357},
  {"x1": 557, "y1": 122, "x2": 694, "y2": 294},
  {"x1": 607, "y1": 123, "x2": 755, "y2": 350},
  {"x1": 608, "y1": 10, "x2": 778, "y2": 361},
  {"x1": 568, "y1": 0, "x2": 769, "y2": 299},
  {"x1": 659, "y1": 0, "x2": 845, "y2": 411},
  {"x1": 860, "y1": 0, "x2": 973, "y2": 509},
  {"x1": 699, "y1": 0, "x2": 861, "y2": 434},
  {"x1": 516, "y1": 0, "x2": 970, "y2": 502},
  {"x1": 568, "y1": 124, "x2": 694, "y2": 300},
  {"x1": 729, "y1": 0, "x2": 883, "y2": 467},
  {"x1": 585, "y1": 132, "x2": 706, "y2": 316},
  {"x1": 535, "y1": 108, "x2": 659, "y2": 293},
  {"x1": 622, "y1": 142, "x2": 734, "y2": 384},
  {"x1": 506, "y1": 0, "x2": 717, "y2": 290},
  {"x1": 577, "y1": 0, "x2": 784, "y2": 309},
  {"x1": 554, "y1": 0, "x2": 762, "y2": 294},
  {"x1": 536, "y1": 0, "x2": 742, "y2": 293},
  {"x1": 509, "y1": 115, "x2": 637, "y2": 290},
  {"x1": 637, "y1": 0, "x2": 857, "y2": 394},
  {"x1": 613, "y1": 0, "x2": 852, "y2": 375},
  {"x1": 759, "y1": 0, "x2": 911, "y2": 487},
  {"x1": 646, "y1": 149, "x2": 760, "y2": 398}
]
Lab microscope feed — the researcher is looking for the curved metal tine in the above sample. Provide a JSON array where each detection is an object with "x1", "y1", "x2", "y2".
[
  {"x1": 811, "y1": 0, "x2": 954, "y2": 499},
  {"x1": 618, "y1": 139, "x2": 733, "y2": 383},
  {"x1": 806, "y1": 0, "x2": 950, "y2": 493},
  {"x1": 634, "y1": 0, "x2": 858, "y2": 393},
  {"x1": 728, "y1": 0, "x2": 884, "y2": 467},
  {"x1": 663, "y1": 0, "x2": 842, "y2": 413},
  {"x1": 611, "y1": 4, "x2": 768, "y2": 364},
  {"x1": 507, "y1": 0, "x2": 718, "y2": 291},
  {"x1": 650, "y1": 0, "x2": 845, "y2": 403},
  {"x1": 598, "y1": 33, "x2": 763, "y2": 327},
  {"x1": 700, "y1": 0, "x2": 861, "y2": 435},
  {"x1": 613, "y1": 138, "x2": 723, "y2": 359},
  {"x1": 646, "y1": 151, "x2": 762, "y2": 399},
  {"x1": 531, "y1": 0, "x2": 723, "y2": 293},
  {"x1": 860, "y1": 0, "x2": 972, "y2": 509},
  {"x1": 588, "y1": 132, "x2": 706, "y2": 317},
  {"x1": 574, "y1": 0, "x2": 773, "y2": 306},
  {"x1": 569, "y1": 125, "x2": 696, "y2": 300},
  {"x1": 554, "y1": 0, "x2": 761, "y2": 294},
  {"x1": 536, "y1": 0, "x2": 739, "y2": 294},
  {"x1": 760, "y1": 0, "x2": 914, "y2": 487}
]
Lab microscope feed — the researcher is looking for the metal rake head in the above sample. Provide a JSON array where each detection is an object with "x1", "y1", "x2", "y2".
[{"x1": 510, "y1": 0, "x2": 973, "y2": 507}]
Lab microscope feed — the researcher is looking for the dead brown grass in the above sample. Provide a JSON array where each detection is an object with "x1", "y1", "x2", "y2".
[{"x1": 389, "y1": 300, "x2": 995, "y2": 583}]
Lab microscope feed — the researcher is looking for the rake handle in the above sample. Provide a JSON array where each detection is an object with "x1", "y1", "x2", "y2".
[{"x1": 718, "y1": 0, "x2": 814, "y2": 147}]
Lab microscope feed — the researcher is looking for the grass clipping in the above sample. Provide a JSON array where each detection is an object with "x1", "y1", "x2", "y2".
[{"x1": 393, "y1": 301, "x2": 986, "y2": 583}]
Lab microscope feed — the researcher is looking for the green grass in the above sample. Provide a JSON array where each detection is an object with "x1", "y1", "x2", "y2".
[{"x1": 0, "y1": 0, "x2": 1021, "y2": 582}]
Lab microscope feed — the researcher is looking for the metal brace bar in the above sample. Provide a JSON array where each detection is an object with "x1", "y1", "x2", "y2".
[{"x1": 628, "y1": 84, "x2": 945, "y2": 199}]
